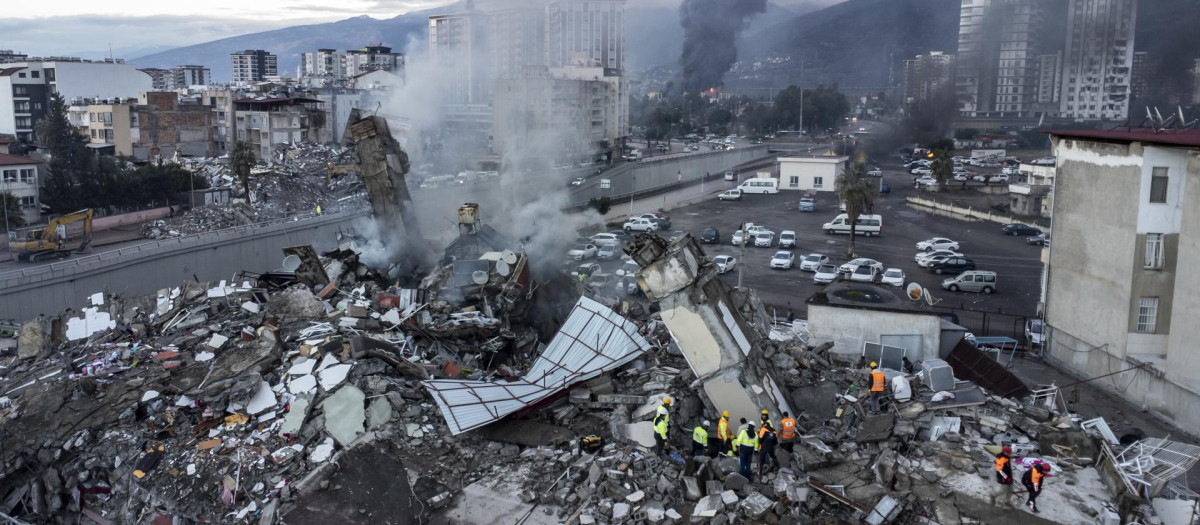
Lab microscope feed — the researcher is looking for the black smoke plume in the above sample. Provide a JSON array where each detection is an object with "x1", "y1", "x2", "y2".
[{"x1": 678, "y1": 0, "x2": 768, "y2": 94}]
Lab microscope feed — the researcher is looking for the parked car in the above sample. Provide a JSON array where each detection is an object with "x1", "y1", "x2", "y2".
[
  {"x1": 724, "y1": 170, "x2": 737, "y2": 181},
  {"x1": 990, "y1": 174, "x2": 1010, "y2": 184},
  {"x1": 570, "y1": 177, "x2": 586, "y2": 186},
  {"x1": 916, "y1": 237, "x2": 960, "y2": 252},
  {"x1": 590, "y1": 233, "x2": 620, "y2": 247},
  {"x1": 929, "y1": 256, "x2": 976, "y2": 275},
  {"x1": 881, "y1": 268, "x2": 905, "y2": 287},
  {"x1": 586, "y1": 273, "x2": 615, "y2": 291},
  {"x1": 713, "y1": 255, "x2": 737, "y2": 274},
  {"x1": 813, "y1": 263, "x2": 840, "y2": 284},
  {"x1": 798, "y1": 196, "x2": 815, "y2": 212},
  {"x1": 952, "y1": 174, "x2": 969, "y2": 182},
  {"x1": 746, "y1": 224, "x2": 773, "y2": 236},
  {"x1": 570, "y1": 262, "x2": 602, "y2": 278},
  {"x1": 1028, "y1": 233, "x2": 1051, "y2": 246},
  {"x1": 941, "y1": 270, "x2": 996, "y2": 293},
  {"x1": 916, "y1": 249, "x2": 963, "y2": 267},
  {"x1": 1002, "y1": 223, "x2": 1041, "y2": 236},
  {"x1": 1025, "y1": 318, "x2": 1045, "y2": 345},
  {"x1": 769, "y1": 251, "x2": 795, "y2": 269},
  {"x1": 639, "y1": 213, "x2": 671, "y2": 229},
  {"x1": 753, "y1": 231, "x2": 774, "y2": 247},
  {"x1": 623, "y1": 217, "x2": 658, "y2": 232},
  {"x1": 718, "y1": 189, "x2": 743, "y2": 201},
  {"x1": 700, "y1": 227, "x2": 721, "y2": 244},
  {"x1": 911, "y1": 167, "x2": 932, "y2": 176},
  {"x1": 849, "y1": 265, "x2": 880, "y2": 282},
  {"x1": 839, "y1": 257, "x2": 882, "y2": 275},
  {"x1": 915, "y1": 176, "x2": 937, "y2": 186},
  {"x1": 568, "y1": 243, "x2": 598, "y2": 260},
  {"x1": 867, "y1": 168, "x2": 883, "y2": 177},
  {"x1": 615, "y1": 260, "x2": 640, "y2": 277},
  {"x1": 799, "y1": 254, "x2": 829, "y2": 271},
  {"x1": 779, "y1": 230, "x2": 797, "y2": 249},
  {"x1": 596, "y1": 244, "x2": 619, "y2": 260},
  {"x1": 618, "y1": 275, "x2": 640, "y2": 295},
  {"x1": 731, "y1": 230, "x2": 748, "y2": 245}
]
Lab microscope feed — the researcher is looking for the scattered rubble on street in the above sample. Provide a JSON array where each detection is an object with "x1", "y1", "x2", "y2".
[{"x1": 3, "y1": 203, "x2": 1200, "y2": 524}]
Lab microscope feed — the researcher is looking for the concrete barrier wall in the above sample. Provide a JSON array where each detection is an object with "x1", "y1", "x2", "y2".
[
  {"x1": 906, "y1": 197, "x2": 1044, "y2": 228},
  {"x1": 569, "y1": 146, "x2": 770, "y2": 207},
  {"x1": 0, "y1": 209, "x2": 370, "y2": 321}
]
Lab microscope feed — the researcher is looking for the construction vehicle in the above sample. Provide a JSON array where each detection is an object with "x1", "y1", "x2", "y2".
[{"x1": 10, "y1": 208, "x2": 94, "y2": 262}]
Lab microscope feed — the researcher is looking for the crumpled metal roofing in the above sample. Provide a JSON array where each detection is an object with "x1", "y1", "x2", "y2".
[{"x1": 424, "y1": 297, "x2": 651, "y2": 435}]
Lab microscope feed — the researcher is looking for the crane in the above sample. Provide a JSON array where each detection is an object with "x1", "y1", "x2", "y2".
[{"x1": 10, "y1": 208, "x2": 93, "y2": 262}]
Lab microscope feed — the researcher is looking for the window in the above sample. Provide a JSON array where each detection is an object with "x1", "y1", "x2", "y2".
[
  {"x1": 813, "y1": 176, "x2": 824, "y2": 188},
  {"x1": 789, "y1": 176, "x2": 799, "y2": 186},
  {"x1": 13, "y1": 86, "x2": 27, "y2": 96},
  {"x1": 1150, "y1": 167, "x2": 1168, "y2": 203},
  {"x1": 1, "y1": 170, "x2": 15, "y2": 182},
  {"x1": 1145, "y1": 233, "x2": 1164, "y2": 269},
  {"x1": 17, "y1": 196, "x2": 34, "y2": 207},
  {"x1": 1136, "y1": 297, "x2": 1158, "y2": 333},
  {"x1": 18, "y1": 169, "x2": 33, "y2": 183},
  {"x1": 30, "y1": 71, "x2": 39, "y2": 79}
]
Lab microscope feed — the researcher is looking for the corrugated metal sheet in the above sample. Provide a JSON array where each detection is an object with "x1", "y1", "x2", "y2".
[{"x1": 424, "y1": 297, "x2": 650, "y2": 435}]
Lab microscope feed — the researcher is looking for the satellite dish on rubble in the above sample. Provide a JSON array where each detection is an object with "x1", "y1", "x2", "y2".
[
  {"x1": 501, "y1": 250, "x2": 518, "y2": 265},
  {"x1": 496, "y1": 260, "x2": 511, "y2": 277},
  {"x1": 472, "y1": 270, "x2": 489, "y2": 285},
  {"x1": 282, "y1": 255, "x2": 302, "y2": 272},
  {"x1": 906, "y1": 283, "x2": 924, "y2": 301}
]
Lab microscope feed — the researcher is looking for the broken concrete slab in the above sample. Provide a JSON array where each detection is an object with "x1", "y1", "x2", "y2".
[
  {"x1": 281, "y1": 396, "x2": 311, "y2": 435},
  {"x1": 367, "y1": 396, "x2": 393, "y2": 430},
  {"x1": 693, "y1": 494, "x2": 722, "y2": 517},
  {"x1": 320, "y1": 385, "x2": 366, "y2": 446},
  {"x1": 246, "y1": 380, "x2": 276, "y2": 415}
]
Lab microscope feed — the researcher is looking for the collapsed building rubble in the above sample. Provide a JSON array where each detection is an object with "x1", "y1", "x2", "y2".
[{"x1": 2, "y1": 215, "x2": 1200, "y2": 524}]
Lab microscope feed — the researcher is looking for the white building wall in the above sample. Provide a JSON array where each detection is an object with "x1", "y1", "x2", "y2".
[
  {"x1": 0, "y1": 77, "x2": 14, "y2": 136},
  {"x1": 46, "y1": 62, "x2": 152, "y2": 101},
  {"x1": 0, "y1": 162, "x2": 40, "y2": 224},
  {"x1": 778, "y1": 157, "x2": 847, "y2": 192},
  {"x1": 1137, "y1": 146, "x2": 1187, "y2": 235},
  {"x1": 808, "y1": 304, "x2": 943, "y2": 362}
]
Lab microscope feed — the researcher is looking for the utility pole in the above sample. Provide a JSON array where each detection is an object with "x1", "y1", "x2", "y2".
[
  {"x1": 629, "y1": 175, "x2": 635, "y2": 216},
  {"x1": 798, "y1": 60, "x2": 805, "y2": 139}
]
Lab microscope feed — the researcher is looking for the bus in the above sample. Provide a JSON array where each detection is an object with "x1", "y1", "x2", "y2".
[{"x1": 737, "y1": 177, "x2": 779, "y2": 194}]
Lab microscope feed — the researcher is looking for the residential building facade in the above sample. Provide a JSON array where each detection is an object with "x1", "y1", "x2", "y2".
[
  {"x1": 303, "y1": 49, "x2": 345, "y2": 80},
  {"x1": 0, "y1": 153, "x2": 40, "y2": 224},
  {"x1": 343, "y1": 45, "x2": 405, "y2": 78},
  {"x1": 204, "y1": 90, "x2": 234, "y2": 156},
  {"x1": 140, "y1": 68, "x2": 173, "y2": 91},
  {"x1": 173, "y1": 65, "x2": 211, "y2": 88},
  {"x1": 1044, "y1": 128, "x2": 1200, "y2": 434},
  {"x1": 231, "y1": 50, "x2": 278, "y2": 84},
  {"x1": 492, "y1": 66, "x2": 623, "y2": 160},
  {"x1": 232, "y1": 97, "x2": 323, "y2": 159},
  {"x1": 955, "y1": 0, "x2": 1066, "y2": 119},
  {"x1": 429, "y1": 12, "x2": 491, "y2": 105},
  {"x1": 0, "y1": 59, "x2": 151, "y2": 143},
  {"x1": 1059, "y1": 0, "x2": 1137, "y2": 120},
  {"x1": 902, "y1": 51, "x2": 955, "y2": 103},
  {"x1": 546, "y1": 0, "x2": 625, "y2": 72},
  {"x1": 86, "y1": 92, "x2": 213, "y2": 160}
]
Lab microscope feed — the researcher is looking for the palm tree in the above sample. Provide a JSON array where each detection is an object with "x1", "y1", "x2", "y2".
[
  {"x1": 834, "y1": 162, "x2": 877, "y2": 257},
  {"x1": 932, "y1": 154, "x2": 953, "y2": 192},
  {"x1": 229, "y1": 140, "x2": 255, "y2": 200}
]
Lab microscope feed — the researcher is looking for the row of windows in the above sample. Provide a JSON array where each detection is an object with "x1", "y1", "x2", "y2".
[{"x1": 1, "y1": 169, "x2": 34, "y2": 183}]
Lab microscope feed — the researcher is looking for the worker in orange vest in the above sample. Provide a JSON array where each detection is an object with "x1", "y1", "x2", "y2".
[
  {"x1": 868, "y1": 362, "x2": 886, "y2": 414},
  {"x1": 994, "y1": 446, "x2": 1013, "y2": 485},
  {"x1": 779, "y1": 411, "x2": 798, "y2": 453},
  {"x1": 713, "y1": 411, "x2": 734, "y2": 458},
  {"x1": 1022, "y1": 462, "x2": 1050, "y2": 513},
  {"x1": 756, "y1": 419, "x2": 778, "y2": 476}
]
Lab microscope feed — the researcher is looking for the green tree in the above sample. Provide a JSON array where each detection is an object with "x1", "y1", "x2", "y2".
[
  {"x1": 588, "y1": 196, "x2": 612, "y2": 215},
  {"x1": 36, "y1": 93, "x2": 95, "y2": 212},
  {"x1": 1, "y1": 193, "x2": 26, "y2": 231},
  {"x1": 229, "y1": 140, "x2": 256, "y2": 199},
  {"x1": 834, "y1": 163, "x2": 876, "y2": 257}
]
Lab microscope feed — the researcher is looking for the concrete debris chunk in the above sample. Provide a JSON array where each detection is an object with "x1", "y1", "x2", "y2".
[{"x1": 321, "y1": 385, "x2": 366, "y2": 446}]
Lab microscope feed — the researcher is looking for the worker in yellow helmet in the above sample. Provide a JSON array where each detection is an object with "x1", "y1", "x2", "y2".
[
  {"x1": 652, "y1": 397, "x2": 671, "y2": 456},
  {"x1": 715, "y1": 410, "x2": 733, "y2": 457},
  {"x1": 869, "y1": 362, "x2": 886, "y2": 414}
]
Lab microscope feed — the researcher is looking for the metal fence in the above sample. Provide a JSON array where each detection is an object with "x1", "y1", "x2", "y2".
[{"x1": 929, "y1": 303, "x2": 1034, "y2": 342}]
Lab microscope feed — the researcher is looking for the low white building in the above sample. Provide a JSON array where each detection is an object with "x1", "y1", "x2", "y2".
[
  {"x1": 0, "y1": 153, "x2": 40, "y2": 224},
  {"x1": 777, "y1": 154, "x2": 849, "y2": 192}
]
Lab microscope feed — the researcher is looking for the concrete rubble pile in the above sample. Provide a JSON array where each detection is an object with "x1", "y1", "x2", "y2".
[
  {"x1": 0, "y1": 225, "x2": 1196, "y2": 524},
  {"x1": 143, "y1": 142, "x2": 367, "y2": 239}
]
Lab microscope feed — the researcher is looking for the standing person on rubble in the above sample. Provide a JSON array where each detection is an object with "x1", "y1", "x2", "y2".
[
  {"x1": 757, "y1": 419, "x2": 778, "y2": 476},
  {"x1": 994, "y1": 446, "x2": 1013, "y2": 485},
  {"x1": 1021, "y1": 462, "x2": 1049, "y2": 513},
  {"x1": 868, "y1": 362, "x2": 887, "y2": 414},
  {"x1": 736, "y1": 423, "x2": 758, "y2": 479},
  {"x1": 779, "y1": 411, "x2": 798, "y2": 453},
  {"x1": 652, "y1": 397, "x2": 671, "y2": 456},
  {"x1": 714, "y1": 411, "x2": 734, "y2": 457},
  {"x1": 692, "y1": 421, "x2": 710, "y2": 457}
]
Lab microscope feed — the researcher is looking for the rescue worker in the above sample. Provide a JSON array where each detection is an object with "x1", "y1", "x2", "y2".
[
  {"x1": 779, "y1": 411, "x2": 798, "y2": 453},
  {"x1": 1021, "y1": 462, "x2": 1049, "y2": 513},
  {"x1": 736, "y1": 423, "x2": 758, "y2": 479},
  {"x1": 869, "y1": 362, "x2": 886, "y2": 414},
  {"x1": 994, "y1": 446, "x2": 1013, "y2": 485},
  {"x1": 713, "y1": 411, "x2": 734, "y2": 458},
  {"x1": 315, "y1": 203, "x2": 323, "y2": 215},
  {"x1": 692, "y1": 420, "x2": 710, "y2": 457},
  {"x1": 652, "y1": 397, "x2": 671, "y2": 456},
  {"x1": 757, "y1": 419, "x2": 778, "y2": 475},
  {"x1": 759, "y1": 409, "x2": 771, "y2": 431}
]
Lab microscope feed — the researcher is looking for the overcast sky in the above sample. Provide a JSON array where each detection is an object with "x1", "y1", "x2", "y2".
[{"x1": 6, "y1": 0, "x2": 842, "y2": 58}]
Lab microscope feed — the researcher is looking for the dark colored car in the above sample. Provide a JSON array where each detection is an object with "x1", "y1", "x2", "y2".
[
  {"x1": 1002, "y1": 223, "x2": 1041, "y2": 236},
  {"x1": 700, "y1": 228, "x2": 721, "y2": 244},
  {"x1": 607, "y1": 230, "x2": 635, "y2": 245},
  {"x1": 929, "y1": 256, "x2": 976, "y2": 275}
]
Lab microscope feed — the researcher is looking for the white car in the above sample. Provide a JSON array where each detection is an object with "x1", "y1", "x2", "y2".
[
  {"x1": 753, "y1": 232, "x2": 774, "y2": 247},
  {"x1": 839, "y1": 257, "x2": 882, "y2": 275},
  {"x1": 972, "y1": 174, "x2": 988, "y2": 182},
  {"x1": 746, "y1": 224, "x2": 773, "y2": 236},
  {"x1": 718, "y1": 189, "x2": 743, "y2": 201},
  {"x1": 916, "y1": 238, "x2": 960, "y2": 252},
  {"x1": 570, "y1": 177, "x2": 586, "y2": 186},
  {"x1": 590, "y1": 233, "x2": 620, "y2": 247},
  {"x1": 799, "y1": 253, "x2": 829, "y2": 271},
  {"x1": 915, "y1": 176, "x2": 937, "y2": 186},
  {"x1": 813, "y1": 264, "x2": 840, "y2": 284},
  {"x1": 731, "y1": 230, "x2": 748, "y2": 245},
  {"x1": 568, "y1": 243, "x2": 598, "y2": 260},
  {"x1": 615, "y1": 260, "x2": 640, "y2": 277},
  {"x1": 570, "y1": 262, "x2": 602, "y2": 278},
  {"x1": 713, "y1": 255, "x2": 737, "y2": 274},
  {"x1": 952, "y1": 174, "x2": 969, "y2": 182},
  {"x1": 867, "y1": 168, "x2": 883, "y2": 177},
  {"x1": 911, "y1": 167, "x2": 932, "y2": 176},
  {"x1": 849, "y1": 265, "x2": 880, "y2": 282},
  {"x1": 769, "y1": 251, "x2": 795, "y2": 269},
  {"x1": 916, "y1": 249, "x2": 963, "y2": 266},
  {"x1": 596, "y1": 244, "x2": 619, "y2": 260},
  {"x1": 623, "y1": 217, "x2": 658, "y2": 232},
  {"x1": 779, "y1": 230, "x2": 796, "y2": 249},
  {"x1": 990, "y1": 174, "x2": 1010, "y2": 183},
  {"x1": 881, "y1": 268, "x2": 905, "y2": 287}
]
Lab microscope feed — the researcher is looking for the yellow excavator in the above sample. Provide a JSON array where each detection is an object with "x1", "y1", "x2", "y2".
[{"x1": 10, "y1": 208, "x2": 94, "y2": 262}]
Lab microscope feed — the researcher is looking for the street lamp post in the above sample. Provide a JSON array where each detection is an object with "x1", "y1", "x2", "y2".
[{"x1": 629, "y1": 175, "x2": 635, "y2": 216}]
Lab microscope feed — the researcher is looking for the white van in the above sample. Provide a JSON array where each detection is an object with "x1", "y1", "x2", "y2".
[
  {"x1": 821, "y1": 214, "x2": 883, "y2": 236},
  {"x1": 738, "y1": 177, "x2": 779, "y2": 194}
]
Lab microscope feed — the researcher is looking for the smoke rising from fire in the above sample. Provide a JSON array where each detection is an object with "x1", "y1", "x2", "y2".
[{"x1": 678, "y1": 0, "x2": 768, "y2": 93}]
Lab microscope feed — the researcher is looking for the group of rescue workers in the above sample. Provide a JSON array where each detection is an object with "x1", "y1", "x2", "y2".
[{"x1": 649, "y1": 360, "x2": 1051, "y2": 514}]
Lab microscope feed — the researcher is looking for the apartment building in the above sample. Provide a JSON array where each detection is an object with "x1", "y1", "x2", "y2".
[
  {"x1": 1059, "y1": 0, "x2": 1137, "y2": 120},
  {"x1": 1045, "y1": 128, "x2": 1200, "y2": 434},
  {"x1": 0, "y1": 58, "x2": 151, "y2": 143},
  {"x1": 546, "y1": 0, "x2": 625, "y2": 72},
  {"x1": 0, "y1": 153, "x2": 40, "y2": 224},
  {"x1": 302, "y1": 49, "x2": 345, "y2": 80},
  {"x1": 344, "y1": 45, "x2": 405, "y2": 78},
  {"x1": 429, "y1": 12, "x2": 491, "y2": 105},
  {"x1": 955, "y1": 0, "x2": 1066, "y2": 118},
  {"x1": 492, "y1": 66, "x2": 626, "y2": 160},
  {"x1": 203, "y1": 90, "x2": 234, "y2": 156},
  {"x1": 231, "y1": 50, "x2": 278, "y2": 84},
  {"x1": 173, "y1": 65, "x2": 212, "y2": 88},
  {"x1": 232, "y1": 97, "x2": 323, "y2": 159},
  {"x1": 86, "y1": 92, "x2": 213, "y2": 160},
  {"x1": 902, "y1": 51, "x2": 955, "y2": 103},
  {"x1": 140, "y1": 68, "x2": 173, "y2": 91}
]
